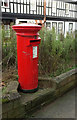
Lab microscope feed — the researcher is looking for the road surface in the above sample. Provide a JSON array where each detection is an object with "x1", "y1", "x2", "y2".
[{"x1": 32, "y1": 88, "x2": 76, "y2": 118}]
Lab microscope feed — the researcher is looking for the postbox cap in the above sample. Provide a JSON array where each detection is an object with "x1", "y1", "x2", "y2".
[
  {"x1": 12, "y1": 23, "x2": 41, "y2": 28},
  {"x1": 12, "y1": 23, "x2": 42, "y2": 36}
]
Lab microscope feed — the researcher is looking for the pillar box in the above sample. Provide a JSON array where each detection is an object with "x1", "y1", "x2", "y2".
[{"x1": 12, "y1": 23, "x2": 42, "y2": 93}]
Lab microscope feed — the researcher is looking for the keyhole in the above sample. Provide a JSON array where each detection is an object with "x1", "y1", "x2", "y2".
[{"x1": 34, "y1": 36, "x2": 37, "y2": 39}]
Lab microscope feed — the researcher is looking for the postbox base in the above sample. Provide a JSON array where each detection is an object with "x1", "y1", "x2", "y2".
[{"x1": 17, "y1": 84, "x2": 38, "y2": 93}]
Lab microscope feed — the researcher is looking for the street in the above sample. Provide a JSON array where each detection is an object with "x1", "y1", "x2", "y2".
[{"x1": 32, "y1": 88, "x2": 76, "y2": 118}]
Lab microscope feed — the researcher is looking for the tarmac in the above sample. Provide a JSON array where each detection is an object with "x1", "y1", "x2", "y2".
[{"x1": 32, "y1": 88, "x2": 76, "y2": 118}]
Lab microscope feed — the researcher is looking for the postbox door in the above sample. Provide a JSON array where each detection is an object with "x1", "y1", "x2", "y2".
[{"x1": 32, "y1": 45, "x2": 39, "y2": 86}]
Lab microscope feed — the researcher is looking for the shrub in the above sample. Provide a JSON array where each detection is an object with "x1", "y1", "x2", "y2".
[
  {"x1": 39, "y1": 27, "x2": 76, "y2": 76},
  {"x1": 2, "y1": 24, "x2": 76, "y2": 77},
  {"x1": 2, "y1": 23, "x2": 17, "y2": 70}
]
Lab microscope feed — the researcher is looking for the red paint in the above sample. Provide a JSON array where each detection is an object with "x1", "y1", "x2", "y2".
[{"x1": 12, "y1": 23, "x2": 41, "y2": 91}]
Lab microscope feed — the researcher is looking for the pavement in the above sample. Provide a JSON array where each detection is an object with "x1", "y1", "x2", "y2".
[{"x1": 32, "y1": 88, "x2": 76, "y2": 118}]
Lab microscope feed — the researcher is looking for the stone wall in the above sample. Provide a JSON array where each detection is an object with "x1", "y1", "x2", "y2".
[{"x1": 2, "y1": 68, "x2": 77, "y2": 119}]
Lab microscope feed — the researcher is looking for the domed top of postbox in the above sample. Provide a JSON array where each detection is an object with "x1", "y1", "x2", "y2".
[{"x1": 12, "y1": 23, "x2": 42, "y2": 36}]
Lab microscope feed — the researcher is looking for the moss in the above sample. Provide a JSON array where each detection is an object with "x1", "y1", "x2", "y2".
[{"x1": 2, "y1": 98, "x2": 9, "y2": 103}]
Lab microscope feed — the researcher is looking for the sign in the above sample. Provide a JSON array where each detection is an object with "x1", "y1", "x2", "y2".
[{"x1": 30, "y1": 0, "x2": 36, "y2": 11}]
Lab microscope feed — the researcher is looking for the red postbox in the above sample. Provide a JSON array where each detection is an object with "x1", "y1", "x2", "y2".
[{"x1": 12, "y1": 23, "x2": 41, "y2": 93}]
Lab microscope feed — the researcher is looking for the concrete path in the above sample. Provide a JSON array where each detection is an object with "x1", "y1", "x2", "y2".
[{"x1": 32, "y1": 88, "x2": 76, "y2": 118}]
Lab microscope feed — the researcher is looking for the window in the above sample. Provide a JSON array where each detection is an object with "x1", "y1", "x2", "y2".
[
  {"x1": 2, "y1": 0, "x2": 9, "y2": 8},
  {"x1": 46, "y1": 22, "x2": 51, "y2": 30},
  {"x1": 37, "y1": 0, "x2": 41, "y2": 14},
  {"x1": 47, "y1": 0, "x2": 51, "y2": 15},
  {"x1": 52, "y1": 22, "x2": 57, "y2": 32},
  {"x1": 52, "y1": 1, "x2": 56, "y2": 14},
  {"x1": 58, "y1": 22, "x2": 63, "y2": 34},
  {"x1": 4, "y1": 25, "x2": 10, "y2": 37},
  {"x1": 69, "y1": 23, "x2": 73, "y2": 33},
  {"x1": 65, "y1": 3, "x2": 69, "y2": 15}
]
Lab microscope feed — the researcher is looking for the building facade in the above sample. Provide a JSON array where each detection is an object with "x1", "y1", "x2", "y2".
[{"x1": 1, "y1": 0, "x2": 77, "y2": 37}]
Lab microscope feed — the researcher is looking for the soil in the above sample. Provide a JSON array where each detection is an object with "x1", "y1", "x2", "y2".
[
  {"x1": 2, "y1": 67, "x2": 18, "y2": 86},
  {"x1": 1, "y1": 59, "x2": 76, "y2": 87}
]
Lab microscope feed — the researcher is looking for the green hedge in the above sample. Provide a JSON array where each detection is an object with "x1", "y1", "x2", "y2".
[
  {"x1": 2, "y1": 24, "x2": 77, "y2": 77},
  {"x1": 39, "y1": 27, "x2": 76, "y2": 76}
]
